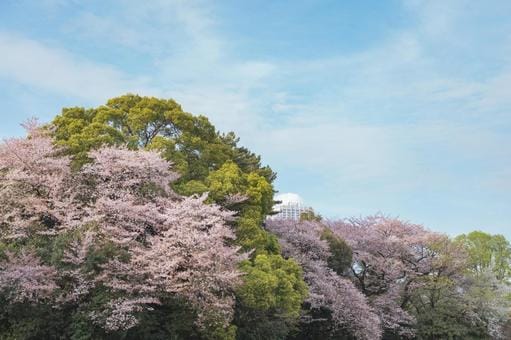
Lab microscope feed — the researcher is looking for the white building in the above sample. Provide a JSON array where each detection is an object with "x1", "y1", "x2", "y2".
[{"x1": 269, "y1": 193, "x2": 311, "y2": 220}]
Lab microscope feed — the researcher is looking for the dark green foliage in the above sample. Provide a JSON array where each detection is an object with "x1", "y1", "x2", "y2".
[
  {"x1": 124, "y1": 297, "x2": 202, "y2": 340},
  {"x1": 0, "y1": 296, "x2": 205, "y2": 340},
  {"x1": 0, "y1": 299, "x2": 65, "y2": 340},
  {"x1": 320, "y1": 228, "x2": 353, "y2": 276},
  {"x1": 413, "y1": 299, "x2": 490, "y2": 340},
  {"x1": 287, "y1": 304, "x2": 355, "y2": 340},
  {"x1": 0, "y1": 296, "x2": 111, "y2": 340},
  {"x1": 233, "y1": 305, "x2": 294, "y2": 340}
]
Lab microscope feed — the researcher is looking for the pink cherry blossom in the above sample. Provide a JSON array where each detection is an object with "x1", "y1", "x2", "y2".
[{"x1": 0, "y1": 124, "x2": 244, "y2": 332}]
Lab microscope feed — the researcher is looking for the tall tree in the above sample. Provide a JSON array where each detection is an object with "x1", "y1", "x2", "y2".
[
  {"x1": 52, "y1": 94, "x2": 275, "y2": 184},
  {"x1": 455, "y1": 231, "x2": 511, "y2": 281},
  {"x1": 267, "y1": 219, "x2": 381, "y2": 340},
  {"x1": 51, "y1": 94, "x2": 306, "y2": 339},
  {"x1": 0, "y1": 123, "x2": 243, "y2": 339},
  {"x1": 330, "y1": 215, "x2": 510, "y2": 339}
]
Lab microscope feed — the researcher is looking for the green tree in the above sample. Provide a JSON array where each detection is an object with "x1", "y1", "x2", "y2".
[
  {"x1": 455, "y1": 231, "x2": 511, "y2": 281},
  {"x1": 406, "y1": 237, "x2": 509, "y2": 339},
  {"x1": 235, "y1": 255, "x2": 308, "y2": 340},
  {"x1": 237, "y1": 255, "x2": 307, "y2": 318},
  {"x1": 299, "y1": 209, "x2": 322, "y2": 222},
  {"x1": 51, "y1": 94, "x2": 306, "y2": 339},
  {"x1": 204, "y1": 161, "x2": 278, "y2": 253},
  {"x1": 53, "y1": 95, "x2": 275, "y2": 184},
  {"x1": 320, "y1": 228, "x2": 353, "y2": 276}
]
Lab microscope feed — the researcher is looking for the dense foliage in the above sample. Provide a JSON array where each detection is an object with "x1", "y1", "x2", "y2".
[
  {"x1": 267, "y1": 217, "x2": 511, "y2": 339},
  {"x1": 267, "y1": 219, "x2": 381, "y2": 339},
  {"x1": 50, "y1": 95, "x2": 307, "y2": 338},
  {"x1": 0, "y1": 122, "x2": 243, "y2": 338},
  {"x1": 1, "y1": 95, "x2": 510, "y2": 339}
]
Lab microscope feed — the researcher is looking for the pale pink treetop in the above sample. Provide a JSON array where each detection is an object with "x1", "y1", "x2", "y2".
[
  {"x1": 0, "y1": 121, "x2": 74, "y2": 239},
  {"x1": 0, "y1": 250, "x2": 58, "y2": 303},
  {"x1": 266, "y1": 219, "x2": 382, "y2": 340},
  {"x1": 328, "y1": 215, "x2": 471, "y2": 337}
]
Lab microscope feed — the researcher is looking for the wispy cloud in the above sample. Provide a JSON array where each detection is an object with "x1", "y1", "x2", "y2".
[
  {"x1": 0, "y1": 0, "x2": 510, "y2": 237},
  {"x1": 0, "y1": 31, "x2": 155, "y2": 101}
]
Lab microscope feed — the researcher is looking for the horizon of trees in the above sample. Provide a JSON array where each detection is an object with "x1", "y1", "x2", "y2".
[{"x1": 0, "y1": 94, "x2": 509, "y2": 339}]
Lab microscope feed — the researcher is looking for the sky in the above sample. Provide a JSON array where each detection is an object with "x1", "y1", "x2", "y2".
[{"x1": 0, "y1": 0, "x2": 510, "y2": 239}]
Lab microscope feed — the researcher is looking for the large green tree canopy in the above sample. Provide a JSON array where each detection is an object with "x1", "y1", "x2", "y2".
[
  {"x1": 455, "y1": 230, "x2": 511, "y2": 281},
  {"x1": 51, "y1": 94, "x2": 307, "y2": 339},
  {"x1": 52, "y1": 94, "x2": 275, "y2": 184}
]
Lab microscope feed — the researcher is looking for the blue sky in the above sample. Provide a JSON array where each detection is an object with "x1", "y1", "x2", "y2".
[{"x1": 0, "y1": 0, "x2": 510, "y2": 238}]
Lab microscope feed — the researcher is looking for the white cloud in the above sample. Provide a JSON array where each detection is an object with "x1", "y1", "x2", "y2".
[
  {"x1": 65, "y1": 12, "x2": 147, "y2": 50},
  {"x1": 2, "y1": 1, "x2": 510, "y2": 214},
  {"x1": 0, "y1": 32, "x2": 156, "y2": 101},
  {"x1": 1, "y1": 0, "x2": 510, "y2": 237},
  {"x1": 255, "y1": 121, "x2": 397, "y2": 180}
]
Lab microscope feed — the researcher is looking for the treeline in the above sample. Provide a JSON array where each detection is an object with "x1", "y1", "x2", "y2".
[
  {"x1": 269, "y1": 216, "x2": 511, "y2": 339},
  {"x1": 0, "y1": 95, "x2": 509, "y2": 339}
]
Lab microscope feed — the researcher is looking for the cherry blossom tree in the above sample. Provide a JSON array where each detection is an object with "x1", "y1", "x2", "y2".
[
  {"x1": 329, "y1": 216, "x2": 458, "y2": 338},
  {"x1": 2, "y1": 121, "x2": 508, "y2": 339},
  {"x1": 0, "y1": 120, "x2": 75, "y2": 239},
  {"x1": 0, "y1": 250, "x2": 58, "y2": 303},
  {"x1": 268, "y1": 216, "x2": 505, "y2": 339},
  {"x1": 0, "y1": 123, "x2": 244, "y2": 335},
  {"x1": 330, "y1": 215, "x2": 509, "y2": 339},
  {"x1": 266, "y1": 219, "x2": 382, "y2": 340}
]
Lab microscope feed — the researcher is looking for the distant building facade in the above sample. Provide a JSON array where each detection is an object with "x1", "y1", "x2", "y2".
[{"x1": 268, "y1": 193, "x2": 312, "y2": 221}]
